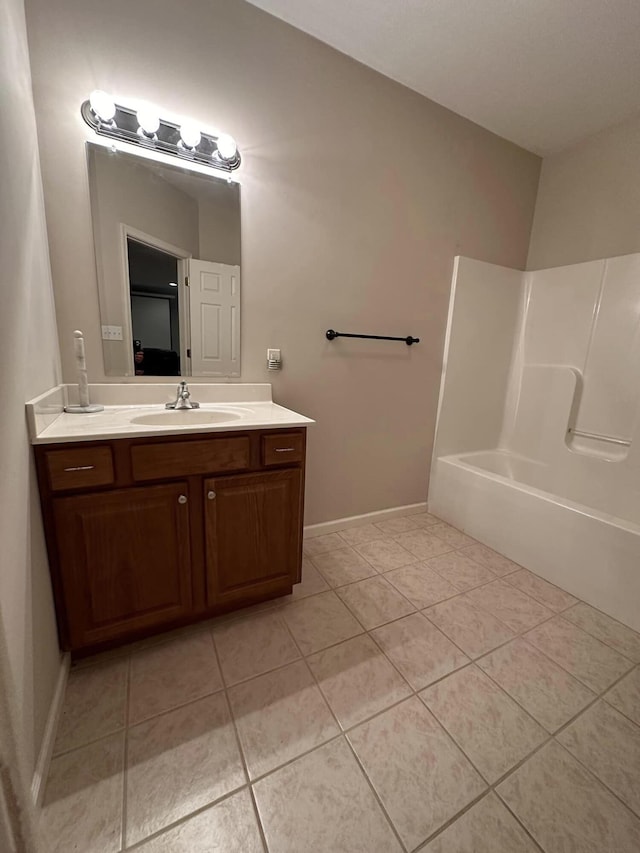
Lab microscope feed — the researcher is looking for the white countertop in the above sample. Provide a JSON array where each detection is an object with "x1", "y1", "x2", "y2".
[{"x1": 26, "y1": 384, "x2": 314, "y2": 444}]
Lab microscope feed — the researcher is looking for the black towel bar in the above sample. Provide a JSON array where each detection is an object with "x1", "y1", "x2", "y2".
[{"x1": 326, "y1": 329, "x2": 419, "y2": 346}]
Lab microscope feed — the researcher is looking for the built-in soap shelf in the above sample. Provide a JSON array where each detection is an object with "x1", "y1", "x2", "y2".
[{"x1": 566, "y1": 428, "x2": 630, "y2": 462}]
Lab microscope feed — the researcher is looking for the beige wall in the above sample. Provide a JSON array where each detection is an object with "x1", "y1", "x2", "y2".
[
  {"x1": 25, "y1": 0, "x2": 540, "y2": 524},
  {"x1": 198, "y1": 192, "x2": 241, "y2": 266},
  {"x1": 0, "y1": 0, "x2": 62, "y2": 831},
  {"x1": 528, "y1": 111, "x2": 640, "y2": 269}
]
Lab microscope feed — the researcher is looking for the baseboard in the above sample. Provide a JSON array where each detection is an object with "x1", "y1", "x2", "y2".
[
  {"x1": 304, "y1": 502, "x2": 427, "y2": 538},
  {"x1": 32, "y1": 653, "x2": 70, "y2": 808}
]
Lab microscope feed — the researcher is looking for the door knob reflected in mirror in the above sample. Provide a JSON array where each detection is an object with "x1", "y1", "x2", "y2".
[{"x1": 178, "y1": 495, "x2": 187, "y2": 504}]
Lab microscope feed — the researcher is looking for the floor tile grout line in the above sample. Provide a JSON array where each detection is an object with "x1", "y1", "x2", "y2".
[
  {"x1": 562, "y1": 591, "x2": 640, "y2": 634},
  {"x1": 500, "y1": 569, "x2": 579, "y2": 611},
  {"x1": 547, "y1": 737, "x2": 640, "y2": 824},
  {"x1": 51, "y1": 724, "x2": 128, "y2": 761},
  {"x1": 342, "y1": 734, "x2": 411, "y2": 853},
  {"x1": 560, "y1": 608, "x2": 640, "y2": 663},
  {"x1": 120, "y1": 654, "x2": 132, "y2": 852},
  {"x1": 122, "y1": 638, "x2": 254, "y2": 851},
  {"x1": 381, "y1": 568, "x2": 461, "y2": 610},
  {"x1": 130, "y1": 683, "x2": 229, "y2": 733},
  {"x1": 524, "y1": 614, "x2": 638, "y2": 688},
  {"x1": 475, "y1": 653, "x2": 598, "y2": 736},
  {"x1": 124, "y1": 622, "x2": 214, "y2": 657},
  {"x1": 282, "y1": 592, "x2": 371, "y2": 639},
  {"x1": 420, "y1": 657, "x2": 552, "y2": 742},
  {"x1": 210, "y1": 611, "x2": 303, "y2": 689},
  {"x1": 308, "y1": 557, "x2": 381, "y2": 589},
  {"x1": 484, "y1": 795, "x2": 548, "y2": 853},
  {"x1": 69, "y1": 645, "x2": 132, "y2": 671},
  {"x1": 276, "y1": 607, "x2": 361, "y2": 740},
  {"x1": 333, "y1": 576, "x2": 419, "y2": 632},
  {"x1": 414, "y1": 788, "x2": 547, "y2": 853},
  {"x1": 207, "y1": 631, "x2": 272, "y2": 853},
  {"x1": 246, "y1": 784, "x2": 270, "y2": 853},
  {"x1": 247, "y1": 732, "x2": 347, "y2": 789},
  {"x1": 601, "y1": 663, "x2": 640, "y2": 725},
  {"x1": 209, "y1": 639, "x2": 251, "y2": 789},
  {"x1": 121, "y1": 784, "x2": 251, "y2": 851},
  {"x1": 365, "y1": 617, "x2": 450, "y2": 692}
]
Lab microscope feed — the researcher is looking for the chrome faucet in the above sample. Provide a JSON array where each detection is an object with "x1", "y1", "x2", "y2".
[{"x1": 166, "y1": 381, "x2": 200, "y2": 410}]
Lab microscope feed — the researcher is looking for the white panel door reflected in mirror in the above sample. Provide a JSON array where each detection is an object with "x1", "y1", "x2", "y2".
[{"x1": 87, "y1": 142, "x2": 241, "y2": 377}]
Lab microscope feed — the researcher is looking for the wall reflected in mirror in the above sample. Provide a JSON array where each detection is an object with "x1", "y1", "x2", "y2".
[{"x1": 87, "y1": 143, "x2": 241, "y2": 377}]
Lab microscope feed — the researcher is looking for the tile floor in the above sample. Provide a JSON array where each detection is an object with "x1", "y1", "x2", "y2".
[{"x1": 39, "y1": 509, "x2": 640, "y2": 852}]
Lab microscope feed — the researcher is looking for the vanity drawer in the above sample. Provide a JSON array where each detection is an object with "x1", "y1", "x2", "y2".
[
  {"x1": 262, "y1": 432, "x2": 304, "y2": 466},
  {"x1": 131, "y1": 436, "x2": 250, "y2": 481},
  {"x1": 45, "y1": 446, "x2": 114, "y2": 492}
]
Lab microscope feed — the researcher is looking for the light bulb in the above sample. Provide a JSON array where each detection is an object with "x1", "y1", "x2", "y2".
[
  {"x1": 89, "y1": 90, "x2": 116, "y2": 122},
  {"x1": 137, "y1": 105, "x2": 160, "y2": 135},
  {"x1": 180, "y1": 122, "x2": 201, "y2": 149},
  {"x1": 168, "y1": 281, "x2": 178, "y2": 287},
  {"x1": 216, "y1": 133, "x2": 237, "y2": 161}
]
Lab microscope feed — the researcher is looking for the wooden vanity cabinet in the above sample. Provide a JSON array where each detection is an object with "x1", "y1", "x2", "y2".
[
  {"x1": 34, "y1": 428, "x2": 306, "y2": 654},
  {"x1": 204, "y1": 468, "x2": 303, "y2": 607},
  {"x1": 52, "y1": 483, "x2": 193, "y2": 650}
]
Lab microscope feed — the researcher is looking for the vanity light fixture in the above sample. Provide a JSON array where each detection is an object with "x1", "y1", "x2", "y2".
[
  {"x1": 136, "y1": 104, "x2": 160, "y2": 137},
  {"x1": 216, "y1": 133, "x2": 237, "y2": 161},
  {"x1": 179, "y1": 122, "x2": 201, "y2": 150},
  {"x1": 81, "y1": 93, "x2": 241, "y2": 172},
  {"x1": 89, "y1": 90, "x2": 116, "y2": 123}
]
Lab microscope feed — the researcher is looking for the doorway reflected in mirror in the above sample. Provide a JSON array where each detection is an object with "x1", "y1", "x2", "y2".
[{"x1": 128, "y1": 239, "x2": 182, "y2": 376}]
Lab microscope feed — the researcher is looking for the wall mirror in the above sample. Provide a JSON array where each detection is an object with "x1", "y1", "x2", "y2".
[{"x1": 87, "y1": 142, "x2": 241, "y2": 377}]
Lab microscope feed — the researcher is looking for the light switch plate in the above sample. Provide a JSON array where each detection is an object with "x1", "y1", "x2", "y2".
[{"x1": 101, "y1": 325, "x2": 123, "y2": 341}]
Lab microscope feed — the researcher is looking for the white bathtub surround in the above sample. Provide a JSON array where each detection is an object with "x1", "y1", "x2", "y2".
[
  {"x1": 26, "y1": 383, "x2": 313, "y2": 444},
  {"x1": 430, "y1": 255, "x2": 640, "y2": 631}
]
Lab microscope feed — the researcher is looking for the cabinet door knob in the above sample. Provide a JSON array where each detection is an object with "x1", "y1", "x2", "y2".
[
  {"x1": 207, "y1": 491, "x2": 216, "y2": 500},
  {"x1": 178, "y1": 494, "x2": 188, "y2": 504}
]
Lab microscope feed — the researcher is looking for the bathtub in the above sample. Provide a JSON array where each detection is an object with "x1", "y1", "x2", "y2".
[{"x1": 429, "y1": 449, "x2": 640, "y2": 632}]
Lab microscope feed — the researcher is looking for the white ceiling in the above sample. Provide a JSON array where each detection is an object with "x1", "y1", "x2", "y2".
[{"x1": 246, "y1": 0, "x2": 640, "y2": 155}]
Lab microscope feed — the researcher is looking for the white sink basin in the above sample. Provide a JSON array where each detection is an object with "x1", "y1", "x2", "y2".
[{"x1": 131, "y1": 410, "x2": 243, "y2": 426}]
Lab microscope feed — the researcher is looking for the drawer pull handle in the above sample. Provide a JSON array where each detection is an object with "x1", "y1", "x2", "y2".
[
  {"x1": 274, "y1": 447, "x2": 295, "y2": 453},
  {"x1": 63, "y1": 465, "x2": 95, "y2": 472},
  {"x1": 207, "y1": 491, "x2": 216, "y2": 500},
  {"x1": 178, "y1": 494, "x2": 188, "y2": 505}
]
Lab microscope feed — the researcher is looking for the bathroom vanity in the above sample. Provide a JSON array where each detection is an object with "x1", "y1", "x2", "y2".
[{"x1": 28, "y1": 385, "x2": 313, "y2": 655}]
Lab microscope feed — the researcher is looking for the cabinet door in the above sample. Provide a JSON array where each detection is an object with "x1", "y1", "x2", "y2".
[
  {"x1": 54, "y1": 483, "x2": 192, "y2": 649},
  {"x1": 205, "y1": 469, "x2": 302, "y2": 607}
]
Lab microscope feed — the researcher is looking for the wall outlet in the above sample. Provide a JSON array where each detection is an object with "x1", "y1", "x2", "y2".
[
  {"x1": 267, "y1": 348, "x2": 282, "y2": 370},
  {"x1": 101, "y1": 325, "x2": 123, "y2": 341}
]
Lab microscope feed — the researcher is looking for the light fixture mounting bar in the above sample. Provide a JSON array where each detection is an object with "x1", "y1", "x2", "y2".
[{"x1": 81, "y1": 99, "x2": 240, "y2": 172}]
